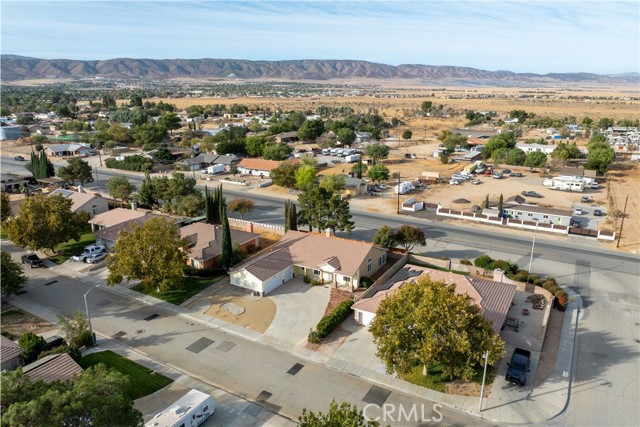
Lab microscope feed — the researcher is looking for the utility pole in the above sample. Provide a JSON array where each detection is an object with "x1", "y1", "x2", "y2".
[
  {"x1": 616, "y1": 194, "x2": 629, "y2": 248},
  {"x1": 94, "y1": 165, "x2": 100, "y2": 187},
  {"x1": 396, "y1": 173, "x2": 401, "y2": 214},
  {"x1": 528, "y1": 222, "x2": 539, "y2": 274}
]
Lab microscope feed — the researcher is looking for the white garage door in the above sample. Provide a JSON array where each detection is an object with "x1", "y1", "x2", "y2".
[{"x1": 262, "y1": 266, "x2": 293, "y2": 295}]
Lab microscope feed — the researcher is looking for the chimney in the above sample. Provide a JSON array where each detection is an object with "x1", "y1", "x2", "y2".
[
  {"x1": 246, "y1": 222, "x2": 254, "y2": 233},
  {"x1": 213, "y1": 225, "x2": 218, "y2": 241}
]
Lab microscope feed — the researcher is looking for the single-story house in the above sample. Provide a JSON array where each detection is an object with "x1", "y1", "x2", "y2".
[
  {"x1": 516, "y1": 143, "x2": 555, "y2": 155},
  {"x1": 45, "y1": 143, "x2": 93, "y2": 157},
  {"x1": 355, "y1": 132, "x2": 372, "y2": 143},
  {"x1": 0, "y1": 125, "x2": 22, "y2": 141},
  {"x1": 342, "y1": 176, "x2": 364, "y2": 197},
  {"x1": 94, "y1": 212, "x2": 171, "y2": 249},
  {"x1": 0, "y1": 173, "x2": 31, "y2": 192},
  {"x1": 275, "y1": 131, "x2": 299, "y2": 144},
  {"x1": 175, "y1": 153, "x2": 240, "y2": 171},
  {"x1": 236, "y1": 158, "x2": 298, "y2": 177},
  {"x1": 180, "y1": 221, "x2": 260, "y2": 269},
  {"x1": 352, "y1": 265, "x2": 516, "y2": 333},
  {"x1": 505, "y1": 195, "x2": 526, "y2": 205},
  {"x1": 89, "y1": 207, "x2": 147, "y2": 232},
  {"x1": 23, "y1": 353, "x2": 83, "y2": 383},
  {"x1": 503, "y1": 204, "x2": 573, "y2": 226},
  {"x1": 48, "y1": 189, "x2": 109, "y2": 217},
  {"x1": 1, "y1": 335, "x2": 24, "y2": 371},
  {"x1": 230, "y1": 230, "x2": 388, "y2": 295}
]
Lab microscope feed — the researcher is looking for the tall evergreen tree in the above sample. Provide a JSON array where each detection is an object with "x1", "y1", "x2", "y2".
[
  {"x1": 204, "y1": 186, "x2": 212, "y2": 224},
  {"x1": 219, "y1": 205, "x2": 233, "y2": 270},
  {"x1": 498, "y1": 193, "x2": 504, "y2": 214},
  {"x1": 289, "y1": 202, "x2": 298, "y2": 231},
  {"x1": 139, "y1": 172, "x2": 156, "y2": 207},
  {"x1": 284, "y1": 200, "x2": 291, "y2": 231}
]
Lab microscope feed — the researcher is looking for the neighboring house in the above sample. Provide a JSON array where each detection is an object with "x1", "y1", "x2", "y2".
[
  {"x1": 355, "y1": 132, "x2": 372, "y2": 143},
  {"x1": 0, "y1": 125, "x2": 22, "y2": 141},
  {"x1": 94, "y1": 212, "x2": 170, "y2": 248},
  {"x1": 466, "y1": 136, "x2": 489, "y2": 146},
  {"x1": 352, "y1": 265, "x2": 516, "y2": 333},
  {"x1": 23, "y1": 353, "x2": 83, "y2": 383},
  {"x1": 342, "y1": 175, "x2": 364, "y2": 197},
  {"x1": 230, "y1": 230, "x2": 388, "y2": 295},
  {"x1": 0, "y1": 173, "x2": 31, "y2": 192},
  {"x1": 180, "y1": 221, "x2": 260, "y2": 269},
  {"x1": 503, "y1": 204, "x2": 573, "y2": 226},
  {"x1": 88, "y1": 207, "x2": 147, "y2": 232},
  {"x1": 48, "y1": 188, "x2": 108, "y2": 217},
  {"x1": 44, "y1": 143, "x2": 93, "y2": 157},
  {"x1": 236, "y1": 158, "x2": 298, "y2": 177},
  {"x1": 0, "y1": 335, "x2": 24, "y2": 371},
  {"x1": 516, "y1": 143, "x2": 554, "y2": 155},
  {"x1": 505, "y1": 195, "x2": 526, "y2": 205},
  {"x1": 175, "y1": 154, "x2": 239, "y2": 171},
  {"x1": 275, "y1": 131, "x2": 299, "y2": 144}
]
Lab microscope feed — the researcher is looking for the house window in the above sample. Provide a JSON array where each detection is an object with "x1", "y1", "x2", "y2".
[
  {"x1": 367, "y1": 258, "x2": 372, "y2": 272},
  {"x1": 313, "y1": 269, "x2": 320, "y2": 275},
  {"x1": 343, "y1": 276, "x2": 350, "y2": 282},
  {"x1": 528, "y1": 213, "x2": 533, "y2": 217},
  {"x1": 378, "y1": 254, "x2": 386, "y2": 266},
  {"x1": 543, "y1": 215, "x2": 549, "y2": 219},
  {"x1": 92, "y1": 205, "x2": 97, "y2": 215},
  {"x1": 517, "y1": 212, "x2": 522, "y2": 216}
]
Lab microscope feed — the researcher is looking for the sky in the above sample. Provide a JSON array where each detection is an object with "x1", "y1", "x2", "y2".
[{"x1": 1, "y1": 0, "x2": 639, "y2": 75}]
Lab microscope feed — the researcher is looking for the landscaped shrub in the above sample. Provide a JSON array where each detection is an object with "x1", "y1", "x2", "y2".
[
  {"x1": 474, "y1": 255, "x2": 494, "y2": 269},
  {"x1": 311, "y1": 279, "x2": 319, "y2": 286},
  {"x1": 37, "y1": 345, "x2": 82, "y2": 362},
  {"x1": 512, "y1": 269, "x2": 529, "y2": 282},
  {"x1": 360, "y1": 277, "x2": 373, "y2": 288},
  {"x1": 303, "y1": 275, "x2": 311, "y2": 283},
  {"x1": 308, "y1": 331, "x2": 321, "y2": 344},
  {"x1": 554, "y1": 290, "x2": 568, "y2": 311},
  {"x1": 105, "y1": 155, "x2": 153, "y2": 172},
  {"x1": 542, "y1": 280, "x2": 560, "y2": 295},
  {"x1": 490, "y1": 259, "x2": 518, "y2": 275},
  {"x1": 527, "y1": 274, "x2": 540, "y2": 284},
  {"x1": 18, "y1": 332, "x2": 47, "y2": 364},
  {"x1": 313, "y1": 300, "x2": 354, "y2": 339},
  {"x1": 459, "y1": 259, "x2": 472, "y2": 266}
]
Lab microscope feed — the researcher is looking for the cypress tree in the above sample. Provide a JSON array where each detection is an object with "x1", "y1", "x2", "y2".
[
  {"x1": 219, "y1": 204, "x2": 233, "y2": 270},
  {"x1": 484, "y1": 194, "x2": 490, "y2": 209},
  {"x1": 204, "y1": 186, "x2": 212, "y2": 224},
  {"x1": 290, "y1": 202, "x2": 298, "y2": 231},
  {"x1": 284, "y1": 200, "x2": 291, "y2": 231},
  {"x1": 498, "y1": 194, "x2": 504, "y2": 214}
]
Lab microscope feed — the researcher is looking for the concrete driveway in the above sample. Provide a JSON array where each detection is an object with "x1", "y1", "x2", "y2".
[
  {"x1": 329, "y1": 317, "x2": 388, "y2": 376},
  {"x1": 264, "y1": 278, "x2": 330, "y2": 348}
]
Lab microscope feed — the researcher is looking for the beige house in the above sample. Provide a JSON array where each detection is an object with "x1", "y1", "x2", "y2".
[
  {"x1": 48, "y1": 189, "x2": 109, "y2": 217},
  {"x1": 230, "y1": 230, "x2": 388, "y2": 295},
  {"x1": 88, "y1": 207, "x2": 147, "y2": 232}
]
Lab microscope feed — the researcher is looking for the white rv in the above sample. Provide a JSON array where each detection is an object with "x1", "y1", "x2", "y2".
[
  {"x1": 542, "y1": 178, "x2": 585, "y2": 192},
  {"x1": 394, "y1": 181, "x2": 413, "y2": 194},
  {"x1": 206, "y1": 164, "x2": 225, "y2": 175},
  {"x1": 345, "y1": 154, "x2": 360, "y2": 163},
  {"x1": 145, "y1": 389, "x2": 215, "y2": 427}
]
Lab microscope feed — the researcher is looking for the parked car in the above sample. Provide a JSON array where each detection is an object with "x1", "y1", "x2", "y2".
[
  {"x1": 85, "y1": 252, "x2": 107, "y2": 264},
  {"x1": 502, "y1": 169, "x2": 512, "y2": 175},
  {"x1": 484, "y1": 170, "x2": 492, "y2": 175},
  {"x1": 591, "y1": 183, "x2": 599, "y2": 189},
  {"x1": 574, "y1": 207, "x2": 584, "y2": 215},
  {"x1": 581, "y1": 196, "x2": 591, "y2": 203},
  {"x1": 21, "y1": 253, "x2": 43, "y2": 268},
  {"x1": 505, "y1": 348, "x2": 531, "y2": 386},
  {"x1": 13, "y1": 155, "x2": 25, "y2": 161},
  {"x1": 593, "y1": 209, "x2": 605, "y2": 216},
  {"x1": 470, "y1": 179, "x2": 481, "y2": 185},
  {"x1": 510, "y1": 172, "x2": 523, "y2": 177},
  {"x1": 72, "y1": 245, "x2": 106, "y2": 262},
  {"x1": 449, "y1": 179, "x2": 460, "y2": 185},
  {"x1": 521, "y1": 191, "x2": 543, "y2": 198},
  {"x1": 529, "y1": 168, "x2": 538, "y2": 173},
  {"x1": 492, "y1": 172, "x2": 503, "y2": 179}
]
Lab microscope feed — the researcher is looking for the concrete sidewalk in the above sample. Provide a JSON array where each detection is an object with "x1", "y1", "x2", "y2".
[{"x1": 43, "y1": 261, "x2": 581, "y2": 426}]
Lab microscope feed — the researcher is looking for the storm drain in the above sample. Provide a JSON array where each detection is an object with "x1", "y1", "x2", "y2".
[
  {"x1": 256, "y1": 390, "x2": 272, "y2": 402},
  {"x1": 97, "y1": 299, "x2": 113, "y2": 307},
  {"x1": 244, "y1": 403, "x2": 263, "y2": 417},
  {"x1": 43, "y1": 280, "x2": 58, "y2": 286},
  {"x1": 143, "y1": 313, "x2": 159, "y2": 321},
  {"x1": 111, "y1": 331, "x2": 127, "y2": 339},
  {"x1": 287, "y1": 363, "x2": 304, "y2": 375},
  {"x1": 186, "y1": 337, "x2": 214, "y2": 353},
  {"x1": 362, "y1": 385, "x2": 391, "y2": 406},
  {"x1": 217, "y1": 341, "x2": 236, "y2": 352}
]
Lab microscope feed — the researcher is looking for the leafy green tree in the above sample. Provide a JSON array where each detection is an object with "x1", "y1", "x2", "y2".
[
  {"x1": 26, "y1": 150, "x2": 55, "y2": 180},
  {"x1": 1, "y1": 251, "x2": 27, "y2": 298},
  {"x1": 337, "y1": 128, "x2": 356, "y2": 146},
  {"x1": 1, "y1": 365, "x2": 144, "y2": 427},
  {"x1": 372, "y1": 226, "x2": 397, "y2": 249},
  {"x1": 263, "y1": 143, "x2": 293, "y2": 161},
  {"x1": 596, "y1": 117, "x2": 614, "y2": 130},
  {"x1": 394, "y1": 225, "x2": 425, "y2": 252},
  {"x1": 1, "y1": 192, "x2": 11, "y2": 221},
  {"x1": 106, "y1": 176, "x2": 136, "y2": 206},
  {"x1": 585, "y1": 146, "x2": 616, "y2": 173},
  {"x1": 295, "y1": 165, "x2": 317, "y2": 190},
  {"x1": 5, "y1": 194, "x2": 88, "y2": 252},
  {"x1": 421, "y1": 101, "x2": 433, "y2": 114},
  {"x1": 364, "y1": 144, "x2": 389, "y2": 164},
  {"x1": 138, "y1": 172, "x2": 156, "y2": 207},
  {"x1": 524, "y1": 151, "x2": 547, "y2": 167},
  {"x1": 245, "y1": 135, "x2": 268, "y2": 157},
  {"x1": 369, "y1": 277, "x2": 505, "y2": 380},
  {"x1": 130, "y1": 93, "x2": 143, "y2": 107},
  {"x1": 505, "y1": 148, "x2": 526, "y2": 166},
  {"x1": 367, "y1": 164, "x2": 390, "y2": 183},
  {"x1": 156, "y1": 113, "x2": 182, "y2": 134},
  {"x1": 56, "y1": 157, "x2": 94, "y2": 185},
  {"x1": 133, "y1": 123, "x2": 166, "y2": 149},
  {"x1": 484, "y1": 194, "x2": 490, "y2": 209},
  {"x1": 56, "y1": 310, "x2": 93, "y2": 348},
  {"x1": 106, "y1": 217, "x2": 189, "y2": 292},
  {"x1": 216, "y1": 139, "x2": 247, "y2": 155},
  {"x1": 491, "y1": 148, "x2": 508, "y2": 163},
  {"x1": 324, "y1": 194, "x2": 355, "y2": 234},
  {"x1": 299, "y1": 399, "x2": 379, "y2": 427},
  {"x1": 402, "y1": 130, "x2": 413, "y2": 140},
  {"x1": 509, "y1": 110, "x2": 530, "y2": 123},
  {"x1": 297, "y1": 119, "x2": 325, "y2": 141},
  {"x1": 228, "y1": 197, "x2": 255, "y2": 220},
  {"x1": 319, "y1": 174, "x2": 346, "y2": 193},
  {"x1": 437, "y1": 130, "x2": 468, "y2": 152},
  {"x1": 270, "y1": 161, "x2": 300, "y2": 188},
  {"x1": 482, "y1": 132, "x2": 517, "y2": 160},
  {"x1": 18, "y1": 332, "x2": 47, "y2": 364},
  {"x1": 551, "y1": 142, "x2": 582, "y2": 160}
]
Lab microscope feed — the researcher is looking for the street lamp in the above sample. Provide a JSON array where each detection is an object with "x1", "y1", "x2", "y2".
[
  {"x1": 478, "y1": 350, "x2": 489, "y2": 411},
  {"x1": 84, "y1": 285, "x2": 100, "y2": 346},
  {"x1": 528, "y1": 222, "x2": 539, "y2": 274}
]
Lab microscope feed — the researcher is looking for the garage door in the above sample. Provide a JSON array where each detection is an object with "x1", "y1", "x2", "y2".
[{"x1": 263, "y1": 266, "x2": 293, "y2": 295}]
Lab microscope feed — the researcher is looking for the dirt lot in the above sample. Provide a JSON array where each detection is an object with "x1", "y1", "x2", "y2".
[
  {"x1": 1, "y1": 303, "x2": 57, "y2": 339},
  {"x1": 201, "y1": 284, "x2": 276, "y2": 333}
]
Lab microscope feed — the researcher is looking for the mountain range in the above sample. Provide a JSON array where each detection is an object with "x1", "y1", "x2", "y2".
[{"x1": 2, "y1": 55, "x2": 638, "y2": 85}]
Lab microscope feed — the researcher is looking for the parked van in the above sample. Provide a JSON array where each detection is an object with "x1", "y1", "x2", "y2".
[{"x1": 345, "y1": 154, "x2": 360, "y2": 163}]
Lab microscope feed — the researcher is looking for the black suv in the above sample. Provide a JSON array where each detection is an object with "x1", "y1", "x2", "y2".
[{"x1": 21, "y1": 253, "x2": 43, "y2": 268}]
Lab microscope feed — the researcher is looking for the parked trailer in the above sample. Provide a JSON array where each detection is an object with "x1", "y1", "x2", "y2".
[
  {"x1": 463, "y1": 163, "x2": 477, "y2": 174},
  {"x1": 206, "y1": 164, "x2": 225, "y2": 175},
  {"x1": 542, "y1": 178, "x2": 585, "y2": 192},
  {"x1": 145, "y1": 389, "x2": 215, "y2": 427},
  {"x1": 345, "y1": 154, "x2": 361, "y2": 163},
  {"x1": 394, "y1": 181, "x2": 413, "y2": 195}
]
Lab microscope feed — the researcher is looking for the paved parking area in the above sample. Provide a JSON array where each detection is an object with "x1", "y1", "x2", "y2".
[{"x1": 570, "y1": 201, "x2": 608, "y2": 229}]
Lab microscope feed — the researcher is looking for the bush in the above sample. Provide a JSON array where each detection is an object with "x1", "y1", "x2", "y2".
[
  {"x1": 37, "y1": 345, "x2": 82, "y2": 362},
  {"x1": 1, "y1": 330, "x2": 16, "y2": 340},
  {"x1": 543, "y1": 280, "x2": 560, "y2": 295},
  {"x1": 360, "y1": 277, "x2": 373, "y2": 288},
  {"x1": 105, "y1": 155, "x2": 152, "y2": 172},
  {"x1": 474, "y1": 255, "x2": 493, "y2": 269},
  {"x1": 184, "y1": 265, "x2": 225, "y2": 278},
  {"x1": 459, "y1": 259, "x2": 472, "y2": 265},
  {"x1": 314, "y1": 300, "x2": 354, "y2": 339},
  {"x1": 308, "y1": 331, "x2": 321, "y2": 344},
  {"x1": 554, "y1": 290, "x2": 568, "y2": 311},
  {"x1": 512, "y1": 269, "x2": 529, "y2": 282},
  {"x1": 490, "y1": 259, "x2": 518, "y2": 275},
  {"x1": 527, "y1": 274, "x2": 540, "y2": 284},
  {"x1": 18, "y1": 332, "x2": 47, "y2": 364},
  {"x1": 311, "y1": 279, "x2": 319, "y2": 286},
  {"x1": 303, "y1": 275, "x2": 311, "y2": 284}
]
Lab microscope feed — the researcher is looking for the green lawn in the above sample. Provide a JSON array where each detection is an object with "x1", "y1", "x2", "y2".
[
  {"x1": 132, "y1": 275, "x2": 223, "y2": 306},
  {"x1": 398, "y1": 363, "x2": 495, "y2": 393},
  {"x1": 50, "y1": 228, "x2": 96, "y2": 265},
  {"x1": 79, "y1": 350, "x2": 173, "y2": 400},
  {"x1": 0, "y1": 225, "x2": 7, "y2": 239}
]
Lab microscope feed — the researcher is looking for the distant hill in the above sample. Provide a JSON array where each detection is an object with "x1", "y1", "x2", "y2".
[{"x1": 2, "y1": 55, "x2": 638, "y2": 85}]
